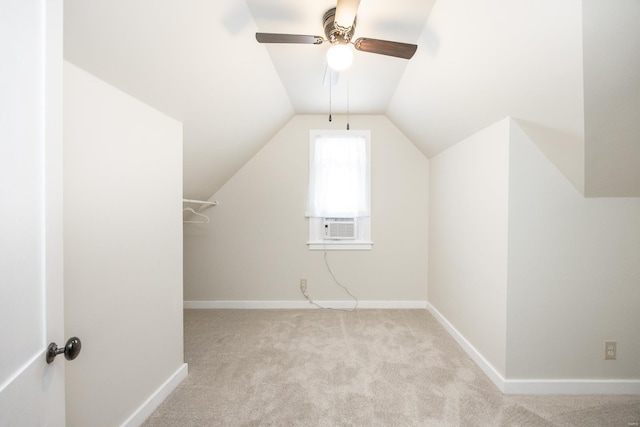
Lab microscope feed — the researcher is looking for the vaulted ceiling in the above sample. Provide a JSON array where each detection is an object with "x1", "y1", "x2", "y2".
[{"x1": 64, "y1": 0, "x2": 640, "y2": 200}]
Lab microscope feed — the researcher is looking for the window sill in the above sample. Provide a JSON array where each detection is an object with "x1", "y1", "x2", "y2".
[{"x1": 307, "y1": 241, "x2": 373, "y2": 251}]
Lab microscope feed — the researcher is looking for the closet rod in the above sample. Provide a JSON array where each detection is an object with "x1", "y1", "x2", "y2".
[{"x1": 182, "y1": 198, "x2": 218, "y2": 206}]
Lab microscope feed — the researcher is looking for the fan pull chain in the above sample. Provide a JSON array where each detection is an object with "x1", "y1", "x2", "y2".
[
  {"x1": 346, "y1": 70, "x2": 350, "y2": 130},
  {"x1": 328, "y1": 73, "x2": 332, "y2": 122}
]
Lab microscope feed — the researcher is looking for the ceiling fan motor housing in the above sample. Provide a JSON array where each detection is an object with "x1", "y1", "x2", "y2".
[{"x1": 323, "y1": 8, "x2": 356, "y2": 44}]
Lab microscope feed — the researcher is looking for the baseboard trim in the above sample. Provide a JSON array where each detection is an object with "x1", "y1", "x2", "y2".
[
  {"x1": 426, "y1": 302, "x2": 640, "y2": 395},
  {"x1": 183, "y1": 300, "x2": 428, "y2": 309},
  {"x1": 121, "y1": 363, "x2": 188, "y2": 427},
  {"x1": 425, "y1": 302, "x2": 507, "y2": 393},
  {"x1": 503, "y1": 379, "x2": 640, "y2": 395}
]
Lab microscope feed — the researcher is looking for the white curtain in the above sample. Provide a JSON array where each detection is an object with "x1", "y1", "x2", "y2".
[{"x1": 306, "y1": 134, "x2": 369, "y2": 218}]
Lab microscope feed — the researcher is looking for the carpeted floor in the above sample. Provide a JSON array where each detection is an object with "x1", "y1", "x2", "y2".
[{"x1": 142, "y1": 309, "x2": 639, "y2": 426}]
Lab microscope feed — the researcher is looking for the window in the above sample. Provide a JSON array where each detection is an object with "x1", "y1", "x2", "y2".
[{"x1": 306, "y1": 130, "x2": 372, "y2": 250}]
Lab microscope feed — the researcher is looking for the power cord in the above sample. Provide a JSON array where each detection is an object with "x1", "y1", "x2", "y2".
[{"x1": 299, "y1": 244, "x2": 359, "y2": 312}]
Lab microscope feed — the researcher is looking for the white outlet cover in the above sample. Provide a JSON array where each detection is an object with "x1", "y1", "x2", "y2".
[{"x1": 605, "y1": 341, "x2": 617, "y2": 360}]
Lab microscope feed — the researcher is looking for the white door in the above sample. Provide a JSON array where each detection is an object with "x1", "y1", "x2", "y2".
[{"x1": 0, "y1": 1, "x2": 65, "y2": 426}]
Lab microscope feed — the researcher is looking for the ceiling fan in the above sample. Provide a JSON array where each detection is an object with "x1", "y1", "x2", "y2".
[{"x1": 255, "y1": 0, "x2": 418, "y2": 71}]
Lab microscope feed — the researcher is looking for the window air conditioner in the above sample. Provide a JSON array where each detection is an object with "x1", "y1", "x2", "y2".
[{"x1": 323, "y1": 217, "x2": 357, "y2": 240}]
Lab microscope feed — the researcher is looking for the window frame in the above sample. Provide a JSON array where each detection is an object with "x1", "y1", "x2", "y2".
[{"x1": 306, "y1": 129, "x2": 372, "y2": 251}]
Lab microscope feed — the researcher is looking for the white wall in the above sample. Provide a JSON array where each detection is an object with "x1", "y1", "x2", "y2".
[
  {"x1": 429, "y1": 116, "x2": 640, "y2": 391},
  {"x1": 583, "y1": 0, "x2": 640, "y2": 197},
  {"x1": 184, "y1": 115, "x2": 429, "y2": 305},
  {"x1": 64, "y1": 62, "x2": 185, "y2": 426},
  {"x1": 428, "y1": 119, "x2": 510, "y2": 377},
  {"x1": 507, "y1": 119, "x2": 640, "y2": 380}
]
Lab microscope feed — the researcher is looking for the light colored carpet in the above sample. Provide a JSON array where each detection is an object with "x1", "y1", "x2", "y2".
[{"x1": 142, "y1": 309, "x2": 639, "y2": 426}]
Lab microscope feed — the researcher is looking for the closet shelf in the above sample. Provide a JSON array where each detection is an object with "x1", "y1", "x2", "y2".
[{"x1": 182, "y1": 198, "x2": 218, "y2": 206}]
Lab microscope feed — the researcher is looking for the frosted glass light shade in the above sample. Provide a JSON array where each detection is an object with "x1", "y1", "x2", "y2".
[{"x1": 327, "y1": 44, "x2": 353, "y2": 71}]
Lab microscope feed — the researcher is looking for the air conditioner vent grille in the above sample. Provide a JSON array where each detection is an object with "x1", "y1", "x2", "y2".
[{"x1": 323, "y1": 217, "x2": 356, "y2": 240}]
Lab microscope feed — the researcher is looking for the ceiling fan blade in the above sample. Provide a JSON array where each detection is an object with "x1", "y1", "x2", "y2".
[
  {"x1": 256, "y1": 33, "x2": 324, "y2": 45},
  {"x1": 335, "y1": 0, "x2": 361, "y2": 29},
  {"x1": 354, "y1": 38, "x2": 418, "y2": 59}
]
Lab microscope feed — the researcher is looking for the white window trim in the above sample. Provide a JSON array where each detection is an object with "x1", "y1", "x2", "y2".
[{"x1": 307, "y1": 129, "x2": 372, "y2": 251}]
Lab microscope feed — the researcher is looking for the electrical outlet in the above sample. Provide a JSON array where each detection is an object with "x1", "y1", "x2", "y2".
[
  {"x1": 604, "y1": 341, "x2": 617, "y2": 360},
  {"x1": 300, "y1": 279, "x2": 307, "y2": 293}
]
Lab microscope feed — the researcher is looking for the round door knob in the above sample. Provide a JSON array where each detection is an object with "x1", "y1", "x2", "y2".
[{"x1": 46, "y1": 337, "x2": 82, "y2": 364}]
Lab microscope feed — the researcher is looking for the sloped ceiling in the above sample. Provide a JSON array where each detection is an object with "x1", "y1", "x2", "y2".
[
  {"x1": 388, "y1": 0, "x2": 586, "y2": 192},
  {"x1": 63, "y1": 0, "x2": 435, "y2": 200},
  {"x1": 389, "y1": 0, "x2": 585, "y2": 156},
  {"x1": 64, "y1": 0, "x2": 639, "y2": 199},
  {"x1": 64, "y1": 0, "x2": 294, "y2": 201}
]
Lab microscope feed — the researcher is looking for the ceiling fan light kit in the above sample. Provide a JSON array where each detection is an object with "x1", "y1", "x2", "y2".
[
  {"x1": 255, "y1": 0, "x2": 418, "y2": 72},
  {"x1": 327, "y1": 44, "x2": 353, "y2": 71}
]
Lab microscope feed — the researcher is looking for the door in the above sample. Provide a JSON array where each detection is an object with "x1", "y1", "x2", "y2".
[{"x1": 0, "y1": 1, "x2": 65, "y2": 425}]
